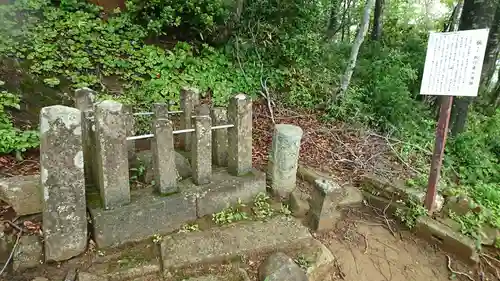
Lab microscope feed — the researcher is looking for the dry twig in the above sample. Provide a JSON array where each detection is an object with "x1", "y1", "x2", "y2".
[
  {"x1": 383, "y1": 199, "x2": 397, "y2": 237},
  {"x1": 361, "y1": 232, "x2": 369, "y2": 254},
  {"x1": 446, "y1": 255, "x2": 475, "y2": 281},
  {"x1": 480, "y1": 254, "x2": 500, "y2": 280}
]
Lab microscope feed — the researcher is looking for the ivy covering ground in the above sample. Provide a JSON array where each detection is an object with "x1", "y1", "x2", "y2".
[{"x1": 0, "y1": 0, "x2": 499, "y2": 245}]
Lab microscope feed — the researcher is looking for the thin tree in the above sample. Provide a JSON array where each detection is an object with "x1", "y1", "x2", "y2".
[
  {"x1": 450, "y1": 0, "x2": 499, "y2": 136},
  {"x1": 327, "y1": 0, "x2": 342, "y2": 38},
  {"x1": 371, "y1": 0, "x2": 384, "y2": 40},
  {"x1": 482, "y1": 5, "x2": 500, "y2": 94},
  {"x1": 332, "y1": 0, "x2": 375, "y2": 102}
]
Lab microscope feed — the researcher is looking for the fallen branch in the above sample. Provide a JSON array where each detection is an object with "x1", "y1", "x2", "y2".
[
  {"x1": 383, "y1": 198, "x2": 396, "y2": 237},
  {"x1": 259, "y1": 78, "x2": 276, "y2": 125},
  {"x1": 361, "y1": 232, "x2": 369, "y2": 254},
  {"x1": 446, "y1": 255, "x2": 475, "y2": 281}
]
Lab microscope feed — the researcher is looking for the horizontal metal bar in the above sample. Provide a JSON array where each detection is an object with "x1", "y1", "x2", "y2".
[
  {"x1": 173, "y1": 128, "x2": 195, "y2": 135},
  {"x1": 127, "y1": 124, "x2": 234, "y2": 140},
  {"x1": 132, "y1": 110, "x2": 183, "y2": 116},
  {"x1": 212, "y1": 124, "x2": 234, "y2": 130},
  {"x1": 126, "y1": 134, "x2": 154, "y2": 141}
]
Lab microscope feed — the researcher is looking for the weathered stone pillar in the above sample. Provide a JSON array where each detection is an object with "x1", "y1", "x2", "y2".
[
  {"x1": 74, "y1": 88, "x2": 96, "y2": 187},
  {"x1": 180, "y1": 87, "x2": 200, "y2": 151},
  {"x1": 123, "y1": 104, "x2": 136, "y2": 161},
  {"x1": 308, "y1": 179, "x2": 345, "y2": 231},
  {"x1": 75, "y1": 87, "x2": 96, "y2": 110},
  {"x1": 94, "y1": 100, "x2": 130, "y2": 209},
  {"x1": 192, "y1": 105, "x2": 212, "y2": 185},
  {"x1": 227, "y1": 94, "x2": 252, "y2": 176},
  {"x1": 151, "y1": 102, "x2": 169, "y2": 182},
  {"x1": 40, "y1": 105, "x2": 87, "y2": 262},
  {"x1": 153, "y1": 103, "x2": 169, "y2": 119},
  {"x1": 267, "y1": 124, "x2": 303, "y2": 199},
  {"x1": 81, "y1": 111, "x2": 97, "y2": 187},
  {"x1": 211, "y1": 107, "x2": 228, "y2": 166},
  {"x1": 152, "y1": 117, "x2": 178, "y2": 194}
]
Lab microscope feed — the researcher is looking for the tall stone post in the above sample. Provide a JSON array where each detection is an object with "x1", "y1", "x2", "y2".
[
  {"x1": 153, "y1": 103, "x2": 169, "y2": 119},
  {"x1": 152, "y1": 116, "x2": 178, "y2": 194},
  {"x1": 267, "y1": 124, "x2": 303, "y2": 199},
  {"x1": 180, "y1": 87, "x2": 200, "y2": 152},
  {"x1": 151, "y1": 102, "x2": 169, "y2": 181},
  {"x1": 74, "y1": 88, "x2": 96, "y2": 187},
  {"x1": 94, "y1": 100, "x2": 130, "y2": 209},
  {"x1": 40, "y1": 105, "x2": 87, "y2": 262},
  {"x1": 82, "y1": 110, "x2": 98, "y2": 188},
  {"x1": 308, "y1": 179, "x2": 345, "y2": 231},
  {"x1": 227, "y1": 94, "x2": 252, "y2": 176},
  {"x1": 211, "y1": 107, "x2": 228, "y2": 167},
  {"x1": 123, "y1": 104, "x2": 136, "y2": 161},
  {"x1": 192, "y1": 104, "x2": 212, "y2": 185}
]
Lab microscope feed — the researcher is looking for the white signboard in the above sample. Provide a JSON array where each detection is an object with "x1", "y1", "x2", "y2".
[{"x1": 419, "y1": 28, "x2": 489, "y2": 97}]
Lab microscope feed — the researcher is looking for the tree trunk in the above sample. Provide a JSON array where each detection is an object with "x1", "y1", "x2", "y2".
[
  {"x1": 333, "y1": 0, "x2": 375, "y2": 102},
  {"x1": 493, "y1": 72, "x2": 500, "y2": 107},
  {"x1": 327, "y1": 0, "x2": 342, "y2": 38},
  {"x1": 482, "y1": 5, "x2": 500, "y2": 94},
  {"x1": 371, "y1": 0, "x2": 384, "y2": 40},
  {"x1": 450, "y1": 0, "x2": 499, "y2": 136}
]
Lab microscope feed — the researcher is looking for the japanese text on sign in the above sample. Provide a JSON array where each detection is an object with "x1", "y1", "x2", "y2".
[{"x1": 419, "y1": 28, "x2": 489, "y2": 97}]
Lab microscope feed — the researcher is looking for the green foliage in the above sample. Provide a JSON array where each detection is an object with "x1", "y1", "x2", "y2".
[
  {"x1": 448, "y1": 183, "x2": 500, "y2": 243},
  {"x1": 294, "y1": 254, "x2": 312, "y2": 271},
  {"x1": 178, "y1": 223, "x2": 200, "y2": 233},
  {"x1": 252, "y1": 192, "x2": 274, "y2": 220},
  {"x1": 395, "y1": 198, "x2": 428, "y2": 229},
  {"x1": 0, "y1": 0, "x2": 256, "y2": 149},
  {"x1": 0, "y1": 81, "x2": 39, "y2": 154},
  {"x1": 212, "y1": 199, "x2": 249, "y2": 225},
  {"x1": 447, "y1": 111, "x2": 500, "y2": 185},
  {"x1": 125, "y1": 0, "x2": 231, "y2": 37}
]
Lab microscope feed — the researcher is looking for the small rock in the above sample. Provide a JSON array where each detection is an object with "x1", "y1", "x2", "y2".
[
  {"x1": 479, "y1": 224, "x2": 499, "y2": 246},
  {"x1": 314, "y1": 179, "x2": 341, "y2": 193},
  {"x1": 13, "y1": 235, "x2": 43, "y2": 271},
  {"x1": 338, "y1": 185, "x2": 364, "y2": 207},
  {"x1": 258, "y1": 252, "x2": 308, "y2": 281},
  {"x1": 77, "y1": 272, "x2": 107, "y2": 281},
  {"x1": 0, "y1": 175, "x2": 42, "y2": 216},
  {"x1": 413, "y1": 191, "x2": 444, "y2": 213},
  {"x1": 31, "y1": 277, "x2": 49, "y2": 281},
  {"x1": 289, "y1": 190, "x2": 309, "y2": 217},
  {"x1": 443, "y1": 196, "x2": 472, "y2": 216},
  {"x1": 305, "y1": 240, "x2": 336, "y2": 281}
]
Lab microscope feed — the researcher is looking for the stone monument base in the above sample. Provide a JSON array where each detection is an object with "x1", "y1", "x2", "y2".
[{"x1": 88, "y1": 168, "x2": 265, "y2": 248}]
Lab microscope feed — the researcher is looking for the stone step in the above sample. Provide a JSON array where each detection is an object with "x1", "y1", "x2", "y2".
[{"x1": 160, "y1": 216, "x2": 314, "y2": 271}]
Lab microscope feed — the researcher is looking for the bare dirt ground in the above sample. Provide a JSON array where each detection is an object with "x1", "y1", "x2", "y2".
[{"x1": 321, "y1": 208, "x2": 473, "y2": 281}]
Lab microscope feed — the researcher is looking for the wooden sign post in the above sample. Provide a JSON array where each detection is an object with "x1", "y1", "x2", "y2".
[{"x1": 419, "y1": 28, "x2": 489, "y2": 213}]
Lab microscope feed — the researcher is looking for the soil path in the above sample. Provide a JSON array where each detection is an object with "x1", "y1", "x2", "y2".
[{"x1": 316, "y1": 209, "x2": 475, "y2": 281}]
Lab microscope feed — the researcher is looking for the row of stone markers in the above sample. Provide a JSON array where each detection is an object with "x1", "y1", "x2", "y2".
[{"x1": 39, "y1": 86, "x2": 253, "y2": 261}]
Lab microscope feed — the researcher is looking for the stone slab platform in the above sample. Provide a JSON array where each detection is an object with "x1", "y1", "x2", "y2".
[
  {"x1": 89, "y1": 168, "x2": 265, "y2": 248},
  {"x1": 415, "y1": 216, "x2": 478, "y2": 264},
  {"x1": 160, "y1": 216, "x2": 314, "y2": 271}
]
